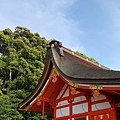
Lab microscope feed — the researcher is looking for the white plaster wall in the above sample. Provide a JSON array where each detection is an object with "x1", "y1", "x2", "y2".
[
  {"x1": 62, "y1": 87, "x2": 69, "y2": 97},
  {"x1": 73, "y1": 96, "x2": 86, "y2": 103},
  {"x1": 56, "y1": 107, "x2": 69, "y2": 117},
  {"x1": 91, "y1": 94, "x2": 111, "y2": 111},
  {"x1": 57, "y1": 100, "x2": 69, "y2": 107},
  {"x1": 57, "y1": 84, "x2": 68, "y2": 99},
  {"x1": 73, "y1": 103, "x2": 88, "y2": 114},
  {"x1": 91, "y1": 94, "x2": 106, "y2": 102},
  {"x1": 92, "y1": 102, "x2": 111, "y2": 111}
]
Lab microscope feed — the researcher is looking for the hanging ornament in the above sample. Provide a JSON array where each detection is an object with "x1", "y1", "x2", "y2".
[
  {"x1": 70, "y1": 86, "x2": 76, "y2": 95},
  {"x1": 90, "y1": 85, "x2": 102, "y2": 98},
  {"x1": 93, "y1": 89, "x2": 100, "y2": 98},
  {"x1": 52, "y1": 73, "x2": 57, "y2": 83},
  {"x1": 37, "y1": 99, "x2": 41, "y2": 106}
]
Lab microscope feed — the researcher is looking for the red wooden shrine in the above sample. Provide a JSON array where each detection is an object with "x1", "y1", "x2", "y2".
[{"x1": 18, "y1": 40, "x2": 120, "y2": 120}]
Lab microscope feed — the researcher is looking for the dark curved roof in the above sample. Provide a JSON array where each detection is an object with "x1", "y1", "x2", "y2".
[
  {"x1": 18, "y1": 40, "x2": 120, "y2": 109},
  {"x1": 50, "y1": 40, "x2": 120, "y2": 85}
]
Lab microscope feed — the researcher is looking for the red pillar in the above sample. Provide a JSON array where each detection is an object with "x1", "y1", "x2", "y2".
[
  {"x1": 69, "y1": 99, "x2": 73, "y2": 120},
  {"x1": 110, "y1": 107, "x2": 117, "y2": 120},
  {"x1": 87, "y1": 96, "x2": 92, "y2": 120},
  {"x1": 69, "y1": 86, "x2": 74, "y2": 120},
  {"x1": 53, "y1": 103, "x2": 56, "y2": 120}
]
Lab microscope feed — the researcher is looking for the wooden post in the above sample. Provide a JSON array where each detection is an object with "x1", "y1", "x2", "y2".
[
  {"x1": 70, "y1": 99, "x2": 73, "y2": 120},
  {"x1": 53, "y1": 103, "x2": 56, "y2": 120},
  {"x1": 111, "y1": 107, "x2": 117, "y2": 120},
  {"x1": 69, "y1": 86, "x2": 74, "y2": 120},
  {"x1": 110, "y1": 98, "x2": 117, "y2": 120},
  {"x1": 87, "y1": 95, "x2": 92, "y2": 120}
]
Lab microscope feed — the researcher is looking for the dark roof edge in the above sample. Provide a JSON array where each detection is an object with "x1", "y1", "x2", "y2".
[
  {"x1": 18, "y1": 49, "x2": 53, "y2": 109},
  {"x1": 50, "y1": 42, "x2": 120, "y2": 85},
  {"x1": 51, "y1": 50, "x2": 120, "y2": 85}
]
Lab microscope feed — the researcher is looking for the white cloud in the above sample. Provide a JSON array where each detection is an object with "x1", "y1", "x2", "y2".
[
  {"x1": 0, "y1": 0, "x2": 85, "y2": 52},
  {"x1": 24, "y1": 0, "x2": 85, "y2": 52}
]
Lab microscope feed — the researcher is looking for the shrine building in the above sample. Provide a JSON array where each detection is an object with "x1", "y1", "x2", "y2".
[{"x1": 18, "y1": 40, "x2": 120, "y2": 120}]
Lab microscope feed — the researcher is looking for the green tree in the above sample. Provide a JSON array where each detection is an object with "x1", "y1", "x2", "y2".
[
  {"x1": 75, "y1": 51, "x2": 99, "y2": 64},
  {"x1": 0, "y1": 26, "x2": 99, "y2": 119},
  {"x1": 0, "y1": 26, "x2": 49, "y2": 119},
  {"x1": 0, "y1": 95, "x2": 23, "y2": 120}
]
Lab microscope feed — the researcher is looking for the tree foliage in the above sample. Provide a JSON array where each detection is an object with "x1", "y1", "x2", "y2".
[
  {"x1": 75, "y1": 51, "x2": 99, "y2": 64},
  {"x1": 0, "y1": 26, "x2": 99, "y2": 119},
  {"x1": 0, "y1": 26, "x2": 49, "y2": 119}
]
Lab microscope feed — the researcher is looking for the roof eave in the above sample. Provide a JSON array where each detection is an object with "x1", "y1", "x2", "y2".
[{"x1": 18, "y1": 49, "x2": 53, "y2": 109}]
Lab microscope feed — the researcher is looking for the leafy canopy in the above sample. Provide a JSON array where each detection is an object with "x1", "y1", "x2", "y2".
[
  {"x1": 0, "y1": 26, "x2": 99, "y2": 119},
  {"x1": 0, "y1": 26, "x2": 49, "y2": 119}
]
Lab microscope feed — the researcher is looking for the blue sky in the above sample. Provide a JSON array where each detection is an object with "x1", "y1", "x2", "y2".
[{"x1": 0, "y1": 0, "x2": 120, "y2": 70}]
